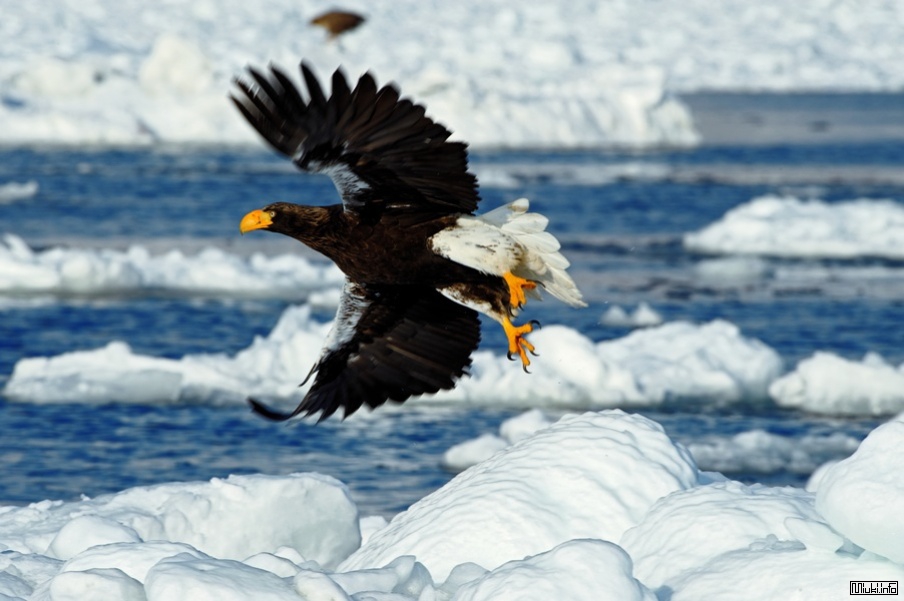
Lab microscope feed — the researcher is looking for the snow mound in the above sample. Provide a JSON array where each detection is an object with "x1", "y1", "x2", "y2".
[
  {"x1": 770, "y1": 351, "x2": 904, "y2": 416},
  {"x1": 816, "y1": 418, "x2": 904, "y2": 564},
  {"x1": 0, "y1": 473, "x2": 360, "y2": 568},
  {"x1": 620, "y1": 480, "x2": 828, "y2": 589},
  {"x1": 453, "y1": 539, "x2": 655, "y2": 601},
  {"x1": 685, "y1": 195, "x2": 904, "y2": 259},
  {"x1": 341, "y1": 411, "x2": 699, "y2": 580},
  {"x1": 0, "y1": 234, "x2": 342, "y2": 298}
]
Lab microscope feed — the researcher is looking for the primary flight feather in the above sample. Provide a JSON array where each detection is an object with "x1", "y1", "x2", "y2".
[{"x1": 232, "y1": 61, "x2": 585, "y2": 421}]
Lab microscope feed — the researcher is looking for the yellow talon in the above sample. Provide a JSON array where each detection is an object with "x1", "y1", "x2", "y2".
[
  {"x1": 503, "y1": 317, "x2": 539, "y2": 372},
  {"x1": 503, "y1": 271, "x2": 537, "y2": 309}
]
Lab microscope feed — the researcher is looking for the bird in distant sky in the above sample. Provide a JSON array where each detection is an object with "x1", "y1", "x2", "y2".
[
  {"x1": 309, "y1": 10, "x2": 365, "y2": 40},
  {"x1": 231, "y1": 61, "x2": 585, "y2": 421}
]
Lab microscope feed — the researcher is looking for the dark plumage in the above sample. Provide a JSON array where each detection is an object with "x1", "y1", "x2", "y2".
[{"x1": 231, "y1": 61, "x2": 584, "y2": 421}]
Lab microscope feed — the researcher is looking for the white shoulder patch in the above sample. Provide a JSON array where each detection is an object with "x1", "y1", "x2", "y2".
[{"x1": 429, "y1": 216, "x2": 522, "y2": 276}]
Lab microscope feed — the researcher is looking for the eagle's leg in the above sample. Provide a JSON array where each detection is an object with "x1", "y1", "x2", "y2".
[
  {"x1": 503, "y1": 316, "x2": 539, "y2": 372},
  {"x1": 503, "y1": 271, "x2": 537, "y2": 309}
]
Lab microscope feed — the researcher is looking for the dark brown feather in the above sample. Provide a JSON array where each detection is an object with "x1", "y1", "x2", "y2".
[
  {"x1": 250, "y1": 284, "x2": 481, "y2": 422},
  {"x1": 231, "y1": 62, "x2": 480, "y2": 215}
]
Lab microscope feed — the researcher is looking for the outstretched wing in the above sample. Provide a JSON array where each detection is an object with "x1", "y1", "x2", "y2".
[
  {"x1": 231, "y1": 62, "x2": 480, "y2": 216},
  {"x1": 249, "y1": 280, "x2": 481, "y2": 421}
]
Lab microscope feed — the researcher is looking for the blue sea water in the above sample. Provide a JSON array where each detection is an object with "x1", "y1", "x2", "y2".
[{"x1": 1, "y1": 108, "x2": 903, "y2": 515}]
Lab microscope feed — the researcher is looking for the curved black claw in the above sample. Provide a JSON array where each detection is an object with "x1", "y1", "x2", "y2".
[
  {"x1": 507, "y1": 351, "x2": 515, "y2": 361},
  {"x1": 529, "y1": 319, "x2": 542, "y2": 329},
  {"x1": 522, "y1": 363, "x2": 531, "y2": 374},
  {"x1": 248, "y1": 397, "x2": 294, "y2": 422},
  {"x1": 529, "y1": 349, "x2": 540, "y2": 357}
]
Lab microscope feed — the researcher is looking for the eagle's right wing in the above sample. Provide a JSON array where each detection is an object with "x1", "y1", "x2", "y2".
[{"x1": 249, "y1": 280, "x2": 481, "y2": 421}]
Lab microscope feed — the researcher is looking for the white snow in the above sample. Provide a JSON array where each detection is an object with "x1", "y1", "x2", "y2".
[
  {"x1": 816, "y1": 418, "x2": 904, "y2": 565},
  {"x1": 4, "y1": 1, "x2": 904, "y2": 148},
  {"x1": 770, "y1": 351, "x2": 904, "y2": 416},
  {"x1": 4, "y1": 409, "x2": 903, "y2": 600},
  {"x1": 441, "y1": 409, "x2": 554, "y2": 471},
  {"x1": 2, "y1": 305, "x2": 332, "y2": 405},
  {"x1": 0, "y1": 234, "x2": 343, "y2": 298},
  {"x1": 0, "y1": 473, "x2": 360, "y2": 567},
  {"x1": 0, "y1": 1, "x2": 706, "y2": 148},
  {"x1": 452, "y1": 539, "x2": 655, "y2": 601},
  {"x1": 600, "y1": 302, "x2": 664, "y2": 328},
  {"x1": 685, "y1": 195, "x2": 904, "y2": 259},
  {"x1": 3, "y1": 306, "x2": 783, "y2": 411},
  {"x1": 435, "y1": 320, "x2": 782, "y2": 409},
  {"x1": 342, "y1": 411, "x2": 699, "y2": 581}
]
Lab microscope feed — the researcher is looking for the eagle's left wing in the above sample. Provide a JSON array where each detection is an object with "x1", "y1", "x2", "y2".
[
  {"x1": 249, "y1": 280, "x2": 481, "y2": 421},
  {"x1": 231, "y1": 62, "x2": 480, "y2": 217}
]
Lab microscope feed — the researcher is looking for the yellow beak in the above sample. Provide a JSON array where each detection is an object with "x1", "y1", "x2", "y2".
[{"x1": 239, "y1": 209, "x2": 272, "y2": 234}]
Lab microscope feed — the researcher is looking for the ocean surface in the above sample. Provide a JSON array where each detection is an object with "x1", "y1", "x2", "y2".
[{"x1": 1, "y1": 94, "x2": 902, "y2": 517}]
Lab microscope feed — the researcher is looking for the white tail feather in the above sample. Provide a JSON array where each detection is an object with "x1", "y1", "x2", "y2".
[{"x1": 488, "y1": 198, "x2": 586, "y2": 308}]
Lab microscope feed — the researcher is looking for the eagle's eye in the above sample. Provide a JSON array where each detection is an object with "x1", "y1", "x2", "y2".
[{"x1": 268, "y1": 210, "x2": 276, "y2": 218}]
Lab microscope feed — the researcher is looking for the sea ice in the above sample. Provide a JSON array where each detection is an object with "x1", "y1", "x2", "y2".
[
  {"x1": 0, "y1": 2, "x2": 701, "y2": 148},
  {"x1": 0, "y1": 472, "x2": 360, "y2": 567},
  {"x1": 1, "y1": 409, "x2": 903, "y2": 599},
  {"x1": 452, "y1": 539, "x2": 655, "y2": 601},
  {"x1": 341, "y1": 411, "x2": 699, "y2": 580},
  {"x1": 3, "y1": 309, "x2": 783, "y2": 412},
  {"x1": 770, "y1": 351, "x2": 904, "y2": 416},
  {"x1": 0, "y1": 234, "x2": 343, "y2": 298},
  {"x1": 436, "y1": 320, "x2": 783, "y2": 408},
  {"x1": 816, "y1": 418, "x2": 904, "y2": 564},
  {"x1": 685, "y1": 195, "x2": 904, "y2": 259}
]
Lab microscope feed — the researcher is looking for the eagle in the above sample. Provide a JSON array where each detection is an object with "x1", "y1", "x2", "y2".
[{"x1": 231, "y1": 62, "x2": 585, "y2": 421}]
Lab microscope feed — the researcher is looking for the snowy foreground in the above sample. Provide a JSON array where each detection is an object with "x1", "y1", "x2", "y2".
[
  {"x1": 5, "y1": 0, "x2": 904, "y2": 147},
  {"x1": 1, "y1": 410, "x2": 902, "y2": 600}
]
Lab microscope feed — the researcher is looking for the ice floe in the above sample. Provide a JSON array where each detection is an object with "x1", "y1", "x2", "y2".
[
  {"x1": 0, "y1": 2, "x2": 704, "y2": 148},
  {"x1": 685, "y1": 195, "x2": 904, "y2": 259},
  {"x1": 0, "y1": 234, "x2": 343, "y2": 298},
  {"x1": 3, "y1": 306, "x2": 783, "y2": 412},
  {"x1": 815, "y1": 416, "x2": 904, "y2": 564},
  {"x1": 770, "y1": 351, "x2": 904, "y2": 416}
]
